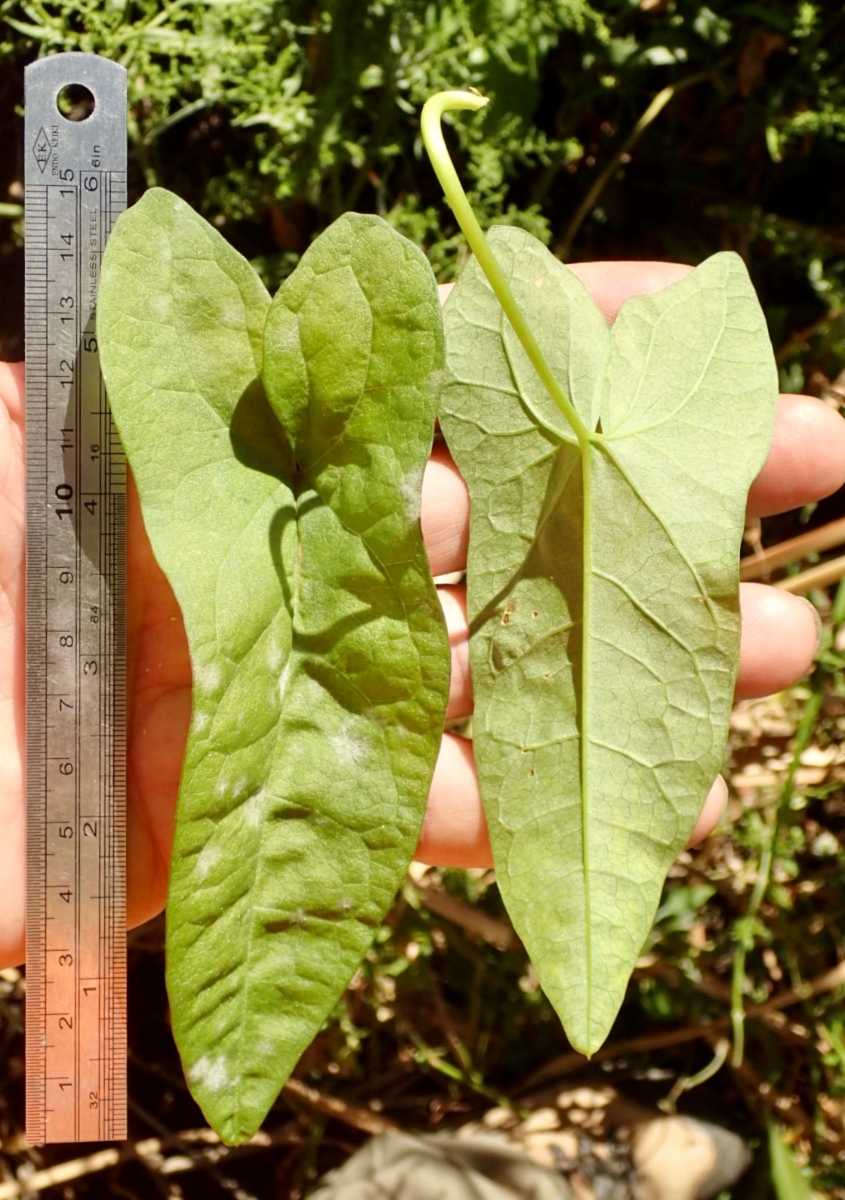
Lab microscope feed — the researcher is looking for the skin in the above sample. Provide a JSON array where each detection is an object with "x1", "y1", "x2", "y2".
[{"x1": 2, "y1": 260, "x2": 843, "y2": 969}]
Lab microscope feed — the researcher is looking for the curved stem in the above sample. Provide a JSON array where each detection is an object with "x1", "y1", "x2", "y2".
[{"x1": 420, "y1": 90, "x2": 590, "y2": 450}]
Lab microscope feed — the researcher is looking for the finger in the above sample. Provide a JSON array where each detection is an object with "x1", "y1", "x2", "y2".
[
  {"x1": 0, "y1": 361, "x2": 26, "y2": 968},
  {"x1": 422, "y1": 441, "x2": 469, "y2": 577},
  {"x1": 416, "y1": 737, "x2": 731, "y2": 867},
  {"x1": 0, "y1": 809, "x2": 25, "y2": 968},
  {"x1": 437, "y1": 576, "x2": 819, "y2": 726},
  {"x1": 439, "y1": 585, "x2": 470, "y2": 721},
  {"x1": 417, "y1": 733, "x2": 491, "y2": 868},
  {"x1": 125, "y1": 473, "x2": 190, "y2": 931},
  {"x1": 422, "y1": 391, "x2": 845, "y2": 578},
  {"x1": 748, "y1": 393, "x2": 845, "y2": 516},
  {"x1": 0, "y1": 361, "x2": 25, "y2": 425},
  {"x1": 735, "y1": 584, "x2": 819, "y2": 699},
  {"x1": 687, "y1": 775, "x2": 728, "y2": 846},
  {"x1": 567, "y1": 260, "x2": 692, "y2": 322}
]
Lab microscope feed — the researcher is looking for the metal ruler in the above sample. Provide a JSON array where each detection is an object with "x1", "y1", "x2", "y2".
[{"x1": 25, "y1": 52, "x2": 127, "y2": 1144}]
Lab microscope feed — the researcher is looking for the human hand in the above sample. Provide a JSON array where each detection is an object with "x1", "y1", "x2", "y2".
[{"x1": 1, "y1": 260, "x2": 842, "y2": 968}]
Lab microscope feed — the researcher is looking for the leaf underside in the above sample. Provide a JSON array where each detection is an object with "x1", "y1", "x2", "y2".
[
  {"x1": 98, "y1": 191, "x2": 449, "y2": 1142},
  {"x1": 439, "y1": 227, "x2": 778, "y2": 1054}
]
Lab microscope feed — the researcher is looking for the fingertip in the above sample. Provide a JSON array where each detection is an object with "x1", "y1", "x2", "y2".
[
  {"x1": 438, "y1": 586, "x2": 472, "y2": 720},
  {"x1": 416, "y1": 734, "x2": 492, "y2": 869},
  {"x1": 749, "y1": 394, "x2": 845, "y2": 516},
  {"x1": 737, "y1": 583, "x2": 820, "y2": 699},
  {"x1": 0, "y1": 361, "x2": 25, "y2": 423},
  {"x1": 567, "y1": 261, "x2": 692, "y2": 325},
  {"x1": 687, "y1": 775, "x2": 728, "y2": 847},
  {"x1": 422, "y1": 444, "x2": 469, "y2": 576}
]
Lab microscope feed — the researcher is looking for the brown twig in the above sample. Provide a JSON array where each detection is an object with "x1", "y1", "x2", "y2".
[
  {"x1": 740, "y1": 517, "x2": 845, "y2": 581},
  {"x1": 413, "y1": 883, "x2": 519, "y2": 952},
  {"x1": 0, "y1": 1069, "x2": 408, "y2": 1200},
  {"x1": 282, "y1": 1078, "x2": 397, "y2": 1136},
  {"x1": 774, "y1": 554, "x2": 845, "y2": 595},
  {"x1": 0, "y1": 1128, "x2": 297, "y2": 1200},
  {"x1": 519, "y1": 959, "x2": 845, "y2": 1090},
  {"x1": 821, "y1": 366, "x2": 845, "y2": 407}
]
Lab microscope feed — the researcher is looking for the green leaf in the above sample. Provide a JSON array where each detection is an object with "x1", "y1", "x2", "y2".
[
  {"x1": 98, "y1": 190, "x2": 449, "y2": 1143},
  {"x1": 439, "y1": 226, "x2": 777, "y2": 1055},
  {"x1": 768, "y1": 1121, "x2": 815, "y2": 1199}
]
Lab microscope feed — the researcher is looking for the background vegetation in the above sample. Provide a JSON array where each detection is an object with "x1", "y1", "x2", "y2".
[{"x1": 1, "y1": 1, "x2": 845, "y2": 1196}]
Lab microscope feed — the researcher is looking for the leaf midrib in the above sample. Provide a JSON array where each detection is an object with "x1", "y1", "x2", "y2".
[{"x1": 494, "y1": 285, "x2": 725, "y2": 1044}]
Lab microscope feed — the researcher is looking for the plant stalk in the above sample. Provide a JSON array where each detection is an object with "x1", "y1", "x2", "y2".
[{"x1": 420, "y1": 91, "x2": 590, "y2": 451}]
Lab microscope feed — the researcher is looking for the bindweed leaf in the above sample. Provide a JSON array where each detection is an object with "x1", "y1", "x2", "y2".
[
  {"x1": 98, "y1": 191, "x2": 449, "y2": 1143},
  {"x1": 440, "y1": 226, "x2": 777, "y2": 1054}
]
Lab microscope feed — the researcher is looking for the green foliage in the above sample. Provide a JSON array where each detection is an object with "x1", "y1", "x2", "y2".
[
  {"x1": 97, "y1": 190, "x2": 450, "y2": 1143},
  {"x1": 439, "y1": 227, "x2": 777, "y2": 1053},
  {"x1": 0, "y1": 0, "x2": 605, "y2": 268},
  {"x1": 3, "y1": 0, "x2": 845, "y2": 383},
  {"x1": 768, "y1": 1121, "x2": 815, "y2": 1200}
]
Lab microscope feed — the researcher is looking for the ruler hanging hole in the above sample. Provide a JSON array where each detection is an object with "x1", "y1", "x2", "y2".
[{"x1": 56, "y1": 83, "x2": 96, "y2": 123}]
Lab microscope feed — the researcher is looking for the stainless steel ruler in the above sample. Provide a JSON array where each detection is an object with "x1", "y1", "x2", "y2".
[{"x1": 25, "y1": 52, "x2": 127, "y2": 1144}]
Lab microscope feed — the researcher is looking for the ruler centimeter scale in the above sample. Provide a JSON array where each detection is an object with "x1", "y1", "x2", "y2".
[{"x1": 25, "y1": 53, "x2": 128, "y2": 1144}]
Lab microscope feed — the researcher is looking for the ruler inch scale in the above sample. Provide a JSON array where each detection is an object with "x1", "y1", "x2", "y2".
[{"x1": 25, "y1": 52, "x2": 128, "y2": 1145}]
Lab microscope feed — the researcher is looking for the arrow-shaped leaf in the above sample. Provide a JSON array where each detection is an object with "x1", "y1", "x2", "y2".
[
  {"x1": 439, "y1": 226, "x2": 777, "y2": 1053},
  {"x1": 98, "y1": 191, "x2": 449, "y2": 1142}
]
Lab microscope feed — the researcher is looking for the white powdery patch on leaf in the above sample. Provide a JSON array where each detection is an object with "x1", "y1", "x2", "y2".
[
  {"x1": 215, "y1": 774, "x2": 249, "y2": 803},
  {"x1": 196, "y1": 842, "x2": 221, "y2": 881},
  {"x1": 330, "y1": 718, "x2": 371, "y2": 766},
  {"x1": 188, "y1": 1054, "x2": 229, "y2": 1093},
  {"x1": 192, "y1": 709, "x2": 210, "y2": 734},
  {"x1": 278, "y1": 658, "x2": 292, "y2": 703},
  {"x1": 399, "y1": 468, "x2": 423, "y2": 522},
  {"x1": 149, "y1": 291, "x2": 172, "y2": 322},
  {"x1": 242, "y1": 787, "x2": 267, "y2": 830},
  {"x1": 266, "y1": 642, "x2": 285, "y2": 672},
  {"x1": 195, "y1": 662, "x2": 222, "y2": 696}
]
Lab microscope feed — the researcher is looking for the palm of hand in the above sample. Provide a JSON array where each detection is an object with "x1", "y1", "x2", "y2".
[{"x1": 0, "y1": 364, "x2": 190, "y2": 963}]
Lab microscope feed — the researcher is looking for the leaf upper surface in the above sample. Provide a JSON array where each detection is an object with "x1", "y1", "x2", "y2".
[
  {"x1": 98, "y1": 193, "x2": 449, "y2": 1142},
  {"x1": 440, "y1": 227, "x2": 777, "y2": 1054}
]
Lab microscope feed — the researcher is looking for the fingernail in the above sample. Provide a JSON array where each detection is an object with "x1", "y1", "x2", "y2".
[{"x1": 802, "y1": 597, "x2": 822, "y2": 647}]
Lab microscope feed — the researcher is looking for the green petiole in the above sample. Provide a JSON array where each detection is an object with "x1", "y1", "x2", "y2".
[
  {"x1": 420, "y1": 90, "x2": 591, "y2": 451},
  {"x1": 422, "y1": 89, "x2": 597, "y2": 1018}
]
